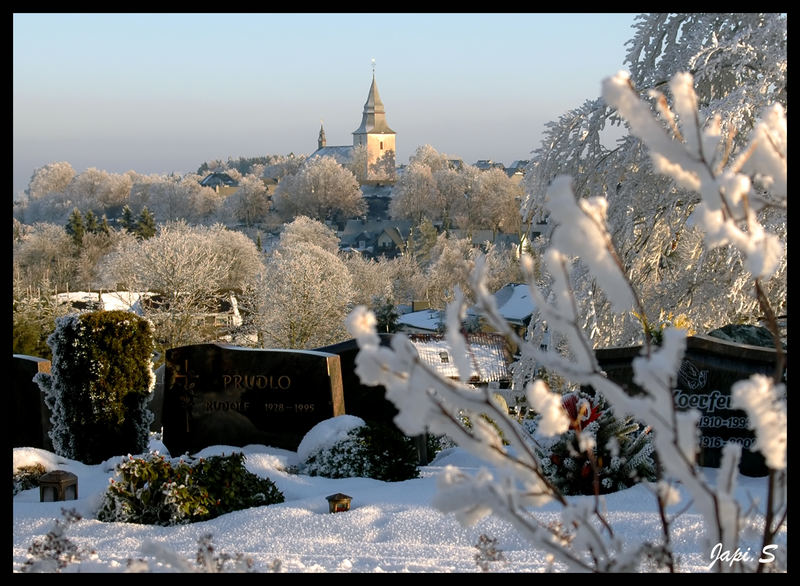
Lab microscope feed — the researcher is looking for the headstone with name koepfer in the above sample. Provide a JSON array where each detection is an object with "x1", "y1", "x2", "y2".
[
  {"x1": 162, "y1": 343, "x2": 345, "y2": 456},
  {"x1": 589, "y1": 334, "x2": 784, "y2": 477}
]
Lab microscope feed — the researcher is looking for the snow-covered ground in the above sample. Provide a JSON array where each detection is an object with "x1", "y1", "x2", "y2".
[{"x1": 13, "y1": 422, "x2": 786, "y2": 573}]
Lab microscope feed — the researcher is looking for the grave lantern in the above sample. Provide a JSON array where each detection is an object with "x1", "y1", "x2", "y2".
[
  {"x1": 326, "y1": 493, "x2": 352, "y2": 513},
  {"x1": 39, "y1": 470, "x2": 78, "y2": 502}
]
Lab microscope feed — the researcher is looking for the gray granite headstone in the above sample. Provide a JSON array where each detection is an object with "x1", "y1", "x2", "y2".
[
  {"x1": 162, "y1": 343, "x2": 345, "y2": 455},
  {"x1": 12, "y1": 355, "x2": 53, "y2": 451},
  {"x1": 590, "y1": 335, "x2": 784, "y2": 476}
]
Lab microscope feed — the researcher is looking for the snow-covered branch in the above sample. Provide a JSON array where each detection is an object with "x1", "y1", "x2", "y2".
[{"x1": 347, "y1": 67, "x2": 785, "y2": 572}]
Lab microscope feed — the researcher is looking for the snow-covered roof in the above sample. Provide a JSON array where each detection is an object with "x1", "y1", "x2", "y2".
[
  {"x1": 307, "y1": 146, "x2": 354, "y2": 166},
  {"x1": 396, "y1": 309, "x2": 443, "y2": 333},
  {"x1": 467, "y1": 283, "x2": 535, "y2": 326},
  {"x1": 340, "y1": 219, "x2": 412, "y2": 245},
  {"x1": 54, "y1": 291, "x2": 153, "y2": 315},
  {"x1": 408, "y1": 332, "x2": 510, "y2": 383},
  {"x1": 199, "y1": 171, "x2": 238, "y2": 188}
]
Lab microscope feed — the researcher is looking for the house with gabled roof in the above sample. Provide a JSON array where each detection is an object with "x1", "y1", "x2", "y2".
[
  {"x1": 199, "y1": 171, "x2": 239, "y2": 196},
  {"x1": 339, "y1": 218, "x2": 412, "y2": 258}
]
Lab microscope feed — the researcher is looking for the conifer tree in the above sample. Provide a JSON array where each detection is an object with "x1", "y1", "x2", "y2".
[
  {"x1": 99, "y1": 215, "x2": 112, "y2": 236},
  {"x1": 65, "y1": 207, "x2": 85, "y2": 246},
  {"x1": 119, "y1": 204, "x2": 135, "y2": 233},
  {"x1": 136, "y1": 206, "x2": 156, "y2": 239},
  {"x1": 84, "y1": 209, "x2": 99, "y2": 234}
]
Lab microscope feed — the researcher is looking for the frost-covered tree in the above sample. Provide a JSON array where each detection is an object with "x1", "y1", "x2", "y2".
[
  {"x1": 65, "y1": 167, "x2": 132, "y2": 218},
  {"x1": 389, "y1": 145, "x2": 466, "y2": 225},
  {"x1": 347, "y1": 143, "x2": 369, "y2": 184},
  {"x1": 13, "y1": 222, "x2": 77, "y2": 292},
  {"x1": 347, "y1": 69, "x2": 786, "y2": 572},
  {"x1": 388, "y1": 160, "x2": 438, "y2": 224},
  {"x1": 252, "y1": 238, "x2": 354, "y2": 349},
  {"x1": 522, "y1": 13, "x2": 787, "y2": 347},
  {"x1": 423, "y1": 233, "x2": 520, "y2": 310},
  {"x1": 146, "y1": 175, "x2": 221, "y2": 225},
  {"x1": 276, "y1": 215, "x2": 341, "y2": 254},
  {"x1": 408, "y1": 144, "x2": 454, "y2": 172},
  {"x1": 369, "y1": 149, "x2": 396, "y2": 183},
  {"x1": 12, "y1": 276, "x2": 73, "y2": 360},
  {"x1": 99, "y1": 222, "x2": 243, "y2": 354},
  {"x1": 73, "y1": 230, "x2": 124, "y2": 292},
  {"x1": 26, "y1": 161, "x2": 75, "y2": 201},
  {"x1": 261, "y1": 153, "x2": 307, "y2": 184},
  {"x1": 342, "y1": 253, "x2": 395, "y2": 308},
  {"x1": 272, "y1": 156, "x2": 365, "y2": 222},
  {"x1": 219, "y1": 174, "x2": 270, "y2": 227},
  {"x1": 472, "y1": 167, "x2": 523, "y2": 239},
  {"x1": 431, "y1": 166, "x2": 468, "y2": 231},
  {"x1": 207, "y1": 227, "x2": 264, "y2": 293}
]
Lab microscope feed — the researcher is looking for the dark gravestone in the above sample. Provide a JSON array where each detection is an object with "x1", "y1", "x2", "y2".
[
  {"x1": 162, "y1": 343, "x2": 345, "y2": 456},
  {"x1": 12, "y1": 355, "x2": 53, "y2": 451},
  {"x1": 589, "y1": 335, "x2": 783, "y2": 477},
  {"x1": 315, "y1": 335, "x2": 398, "y2": 425},
  {"x1": 315, "y1": 335, "x2": 431, "y2": 465}
]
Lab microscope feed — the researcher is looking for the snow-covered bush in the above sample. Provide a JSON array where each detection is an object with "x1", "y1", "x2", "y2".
[
  {"x1": 97, "y1": 451, "x2": 284, "y2": 526},
  {"x1": 12, "y1": 463, "x2": 47, "y2": 496},
  {"x1": 346, "y1": 68, "x2": 786, "y2": 572},
  {"x1": 34, "y1": 310, "x2": 156, "y2": 464},
  {"x1": 299, "y1": 416, "x2": 420, "y2": 481}
]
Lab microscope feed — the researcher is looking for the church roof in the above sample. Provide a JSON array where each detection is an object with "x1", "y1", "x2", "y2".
[
  {"x1": 307, "y1": 146, "x2": 355, "y2": 166},
  {"x1": 352, "y1": 73, "x2": 395, "y2": 136}
]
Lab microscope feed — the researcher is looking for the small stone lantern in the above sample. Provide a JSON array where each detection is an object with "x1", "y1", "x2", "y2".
[
  {"x1": 326, "y1": 493, "x2": 352, "y2": 513},
  {"x1": 39, "y1": 470, "x2": 78, "y2": 502}
]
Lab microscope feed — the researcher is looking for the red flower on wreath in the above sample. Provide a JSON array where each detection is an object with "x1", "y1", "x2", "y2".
[{"x1": 561, "y1": 393, "x2": 602, "y2": 431}]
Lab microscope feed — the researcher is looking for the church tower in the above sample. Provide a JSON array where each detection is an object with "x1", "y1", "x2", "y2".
[
  {"x1": 318, "y1": 122, "x2": 327, "y2": 150},
  {"x1": 352, "y1": 67, "x2": 396, "y2": 184}
]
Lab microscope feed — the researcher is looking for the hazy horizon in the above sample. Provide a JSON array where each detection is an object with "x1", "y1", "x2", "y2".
[{"x1": 13, "y1": 13, "x2": 638, "y2": 198}]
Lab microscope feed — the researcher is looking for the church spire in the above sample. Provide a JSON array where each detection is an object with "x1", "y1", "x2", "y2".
[
  {"x1": 352, "y1": 63, "x2": 395, "y2": 137},
  {"x1": 318, "y1": 120, "x2": 326, "y2": 149}
]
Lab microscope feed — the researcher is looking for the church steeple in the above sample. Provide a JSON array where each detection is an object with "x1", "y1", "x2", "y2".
[
  {"x1": 352, "y1": 62, "x2": 396, "y2": 184},
  {"x1": 318, "y1": 121, "x2": 326, "y2": 149},
  {"x1": 352, "y1": 71, "x2": 395, "y2": 137}
]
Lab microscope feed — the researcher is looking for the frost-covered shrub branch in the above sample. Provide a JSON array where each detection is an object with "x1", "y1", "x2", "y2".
[{"x1": 347, "y1": 70, "x2": 785, "y2": 572}]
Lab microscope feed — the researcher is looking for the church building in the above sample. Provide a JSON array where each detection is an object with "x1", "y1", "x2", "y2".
[{"x1": 309, "y1": 70, "x2": 397, "y2": 185}]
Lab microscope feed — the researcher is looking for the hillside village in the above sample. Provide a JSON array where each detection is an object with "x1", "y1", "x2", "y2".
[{"x1": 14, "y1": 69, "x2": 547, "y2": 369}]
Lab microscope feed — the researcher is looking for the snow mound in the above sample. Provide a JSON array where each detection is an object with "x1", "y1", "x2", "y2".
[{"x1": 296, "y1": 415, "x2": 365, "y2": 462}]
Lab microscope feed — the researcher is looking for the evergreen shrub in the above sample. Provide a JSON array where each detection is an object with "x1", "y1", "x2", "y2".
[
  {"x1": 13, "y1": 463, "x2": 47, "y2": 496},
  {"x1": 34, "y1": 310, "x2": 156, "y2": 464},
  {"x1": 97, "y1": 451, "x2": 284, "y2": 526},
  {"x1": 528, "y1": 390, "x2": 657, "y2": 495},
  {"x1": 302, "y1": 420, "x2": 420, "y2": 481}
]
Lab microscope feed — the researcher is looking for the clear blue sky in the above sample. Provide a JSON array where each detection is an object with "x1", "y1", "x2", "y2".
[{"x1": 13, "y1": 13, "x2": 639, "y2": 198}]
